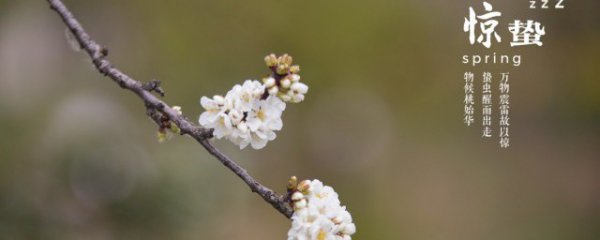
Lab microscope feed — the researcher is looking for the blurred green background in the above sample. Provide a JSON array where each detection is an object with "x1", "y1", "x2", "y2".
[{"x1": 0, "y1": 0, "x2": 599, "y2": 239}]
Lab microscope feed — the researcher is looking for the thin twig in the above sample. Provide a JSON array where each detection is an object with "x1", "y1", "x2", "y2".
[{"x1": 46, "y1": 0, "x2": 293, "y2": 218}]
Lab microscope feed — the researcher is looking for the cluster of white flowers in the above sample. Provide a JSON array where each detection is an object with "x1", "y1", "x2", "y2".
[
  {"x1": 199, "y1": 80, "x2": 285, "y2": 149},
  {"x1": 198, "y1": 54, "x2": 308, "y2": 149},
  {"x1": 287, "y1": 178, "x2": 356, "y2": 240}
]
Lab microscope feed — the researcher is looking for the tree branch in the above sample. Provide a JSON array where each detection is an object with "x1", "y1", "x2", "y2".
[{"x1": 46, "y1": 0, "x2": 293, "y2": 218}]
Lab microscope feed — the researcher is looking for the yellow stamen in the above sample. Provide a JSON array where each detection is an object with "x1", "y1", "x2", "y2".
[{"x1": 317, "y1": 230, "x2": 327, "y2": 240}]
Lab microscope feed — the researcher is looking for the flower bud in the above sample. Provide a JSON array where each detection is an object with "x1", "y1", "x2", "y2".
[
  {"x1": 264, "y1": 54, "x2": 278, "y2": 67},
  {"x1": 294, "y1": 199, "x2": 307, "y2": 209},
  {"x1": 263, "y1": 77, "x2": 276, "y2": 88},
  {"x1": 281, "y1": 78, "x2": 291, "y2": 89},
  {"x1": 289, "y1": 65, "x2": 300, "y2": 74},
  {"x1": 157, "y1": 130, "x2": 167, "y2": 143},
  {"x1": 268, "y1": 86, "x2": 279, "y2": 95},
  {"x1": 276, "y1": 64, "x2": 288, "y2": 75},
  {"x1": 169, "y1": 122, "x2": 181, "y2": 134},
  {"x1": 297, "y1": 180, "x2": 311, "y2": 193},
  {"x1": 287, "y1": 176, "x2": 298, "y2": 190},
  {"x1": 290, "y1": 74, "x2": 301, "y2": 82},
  {"x1": 279, "y1": 54, "x2": 293, "y2": 66},
  {"x1": 279, "y1": 93, "x2": 292, "y2": 102},
  {"x1": 291, "y1": 82, "x2": 308, "y2": 94},
  {"x1": 292, "y1": 94, "x2": 305, "y2": 103},
  {"x1": 291, "y1": 192, "x2": 304, "y2": 201}
]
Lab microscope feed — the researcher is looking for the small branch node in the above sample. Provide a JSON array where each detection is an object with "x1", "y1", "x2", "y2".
[
  {"x1": 142, "y1": 79, "x2": 165, "y2": 97},
  {"x1": 100, "y1": 46, "x2": 109, "y2": 57}
]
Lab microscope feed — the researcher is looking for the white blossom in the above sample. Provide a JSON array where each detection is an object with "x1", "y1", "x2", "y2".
[
  {"x1": 227, "y1": 80, "x2": 264, "y2": 112},
  {"x1": 198, "y1": 80, "x2": 285, "y2": 149},
  {"x1": 288, "y1": 180, "x2": 356, "y2": 240},
  {"x1": 198, "y1": 54, "x2": 307, "y2": 149},
  {"x1": 244, "y1": 96, "x2": 285, "y2": 149},
  {"x1": 198, "y1": 94, "x2": 231, "y2": 139}
]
